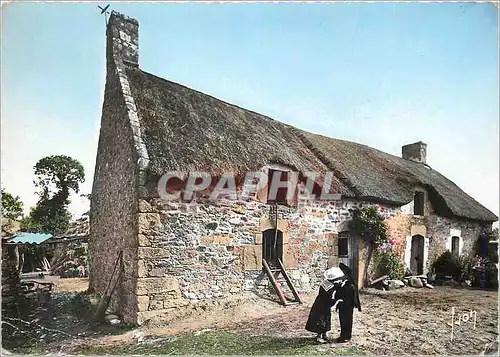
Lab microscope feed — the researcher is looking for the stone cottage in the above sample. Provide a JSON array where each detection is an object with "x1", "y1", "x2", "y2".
[{"x1": 89, "y1": 11, "x2": 498, "y2": 325}]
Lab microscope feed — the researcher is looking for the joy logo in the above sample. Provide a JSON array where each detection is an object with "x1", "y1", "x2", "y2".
[{"x1": 447, "y1": 307, "x2": 477, "y2": 342}]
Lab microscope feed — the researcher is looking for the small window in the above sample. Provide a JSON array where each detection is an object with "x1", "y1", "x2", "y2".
[
  {"x1": 413, "y1": 191, "x2": 425, "y2": 216},
  {"x1": 267, "y1": 169, "x2": 289, "y2": 205},
  {"x1": 338, "y1": 236, "x2": 348, "y2": 257},
  {"x1": 451, "y1": 236, "x2": 460, "y2": 255}
]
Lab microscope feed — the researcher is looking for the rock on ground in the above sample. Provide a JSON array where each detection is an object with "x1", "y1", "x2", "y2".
[
  {"x1": 388, "y1": 280, "x2": 405, "y2": 290},
  {"x1": 410, "y1": 277, "x2": 424, "y2": 288}
]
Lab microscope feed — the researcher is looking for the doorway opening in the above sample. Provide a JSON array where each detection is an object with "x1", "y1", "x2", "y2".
[
  {"x1": 338, "y1": 231, "x2": 357, "y2": 285},
  {"x1": 262, "y1": 228, "x2": 283, "y2": 268},
  {"x1": 451, "y1": 236, "x2": 460, "y2": 255},
  {"x1": 410, "y1": 234, "x2": 425, "y2": 275}
]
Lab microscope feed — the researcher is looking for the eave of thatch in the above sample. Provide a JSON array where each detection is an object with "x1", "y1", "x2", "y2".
[
  {"x1": 299, "y1": 131, "x2": 497, "y2": 222},
  {"x1": 124, "y1": 67, "x2": 498, "y2": 223}
]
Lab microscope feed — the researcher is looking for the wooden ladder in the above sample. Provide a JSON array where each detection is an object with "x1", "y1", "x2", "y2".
[{"x1": 262, "y1": 258, "x2": 303, "y2": 306}]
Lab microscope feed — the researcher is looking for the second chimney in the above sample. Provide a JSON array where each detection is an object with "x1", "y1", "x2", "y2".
[{"x1": 402, "y1": 141, "x2": 427, "y2": 164}]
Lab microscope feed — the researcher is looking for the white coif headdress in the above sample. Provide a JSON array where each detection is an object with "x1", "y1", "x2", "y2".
[{"x1": 323, "y1": 267, "x2": 344, "y2": 281}]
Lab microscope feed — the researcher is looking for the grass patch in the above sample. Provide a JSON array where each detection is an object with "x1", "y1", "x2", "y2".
[
  {"x1": 64, "y1": 292, "x2": 98, "y2": 319},
  {"x1": 2, "y1": 291, "x2": 135, "y2": 355},
  {"x1": 72, "y1": 331, "x2": 365, "y2": 355}
]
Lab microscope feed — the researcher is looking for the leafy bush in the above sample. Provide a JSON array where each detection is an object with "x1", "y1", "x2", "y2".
[
  {"x1": 375, "y1": 250, "x2": 404, "y2": 279},
  {"x1": 350, "y1": 206, "x2": 388, "y2": 244},
  {"x1": 474, "y1": 229, "x2": 499, "y2": 263},
  {"x1": 472, "y1": 262, "x2": 498, "y2": 289},
  {"x1": 431, "y1": 251, "x2": 468, "y2": 281}
]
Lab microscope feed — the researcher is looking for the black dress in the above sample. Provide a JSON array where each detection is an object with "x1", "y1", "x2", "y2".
[
  {"x1": 305, "y1": 277, "x2": 346, "y2": 334},
  {"x1": 337, "y1": 263, "x2": 362, "y2": 340}
]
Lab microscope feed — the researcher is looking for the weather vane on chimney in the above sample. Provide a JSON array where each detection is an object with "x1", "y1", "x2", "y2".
[{"x1": 98, "y1": 4, "x2": 111, "y2": 25}]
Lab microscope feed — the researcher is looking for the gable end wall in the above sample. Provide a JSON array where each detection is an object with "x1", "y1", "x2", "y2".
[{"x1": 89, "y1": 14, "x2": 150, "y2": 324}]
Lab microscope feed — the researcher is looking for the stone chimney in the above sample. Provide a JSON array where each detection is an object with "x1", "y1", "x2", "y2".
[
  {"x1": 402, "y1": 141, "x2": 427, "y2": 164},
  {"x1": 107, "y1": 11, "x2": 139, "y2": 68}
]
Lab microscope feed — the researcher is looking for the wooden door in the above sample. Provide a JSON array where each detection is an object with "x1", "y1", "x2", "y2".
[
  {"x1": 410, "y1": 235, "x2": 425, "y2": 275},
  {"x1": 338, "y1": 232, "x2": 357, "y2": 283}
]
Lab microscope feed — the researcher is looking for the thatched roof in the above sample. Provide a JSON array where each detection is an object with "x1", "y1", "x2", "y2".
[
  {"x1": 126, "y1": 69, "x2": 353, "y2": 196},
  {"x1": 51, "y1": 215, "x2": 89, "y2": 241},
  {"x1": 297, "y1": 131, "x2": 497, "y2": 221},
  {"x1": 1, "y1": 218, "x2": 20, "y2": 239},
  {"x1": 125, "y1": 68, "x2": 497, "y2": 223}
]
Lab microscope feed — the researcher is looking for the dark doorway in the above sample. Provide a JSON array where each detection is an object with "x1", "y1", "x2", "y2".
[
  {"x1": 338, "y1": 232, "x2": 357, "y2": 285},
  {"x1": 262, "y1": 229, "x2": 283, "y2": 268},
  {"x1": 410, "y1": 235, "x2": 425, "y2": 275},
  {"x1": 451, "y1": 236, "x2": 460, "y2": 255}
]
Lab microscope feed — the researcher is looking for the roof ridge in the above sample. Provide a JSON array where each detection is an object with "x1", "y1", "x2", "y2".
[
  {"x1": 134, "y1": 70, "x2": 427, "y2": 170},
  {"x1": 288, "y1": 126, "x2": 362, "y2": 197}
]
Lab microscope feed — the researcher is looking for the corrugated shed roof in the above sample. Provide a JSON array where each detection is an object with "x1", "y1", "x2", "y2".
[{"x1": 9, "y1": 233, "x2": 52, "y2": 245}]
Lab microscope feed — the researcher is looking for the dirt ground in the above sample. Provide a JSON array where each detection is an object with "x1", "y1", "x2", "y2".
[
  {"x1": 136, "y1": 287, "x2": 498, "y2": 355},
  {"x1": 6, "y1": 278, "x2": 498, "y2": 355},
  {"x1": 220, "y1": 287, "x2": 499, "y2": 355},
  {"x1": 50, "y1": 276, "x2": 89, "y2": 293}
]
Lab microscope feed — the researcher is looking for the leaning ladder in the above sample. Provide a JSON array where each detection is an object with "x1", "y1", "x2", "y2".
[
  {"x1": 262, "y1": 203, "x2": 303, "y2": 306},
  {"x1": 262, "y1": 258, "x2": 303, "y2": 306}
]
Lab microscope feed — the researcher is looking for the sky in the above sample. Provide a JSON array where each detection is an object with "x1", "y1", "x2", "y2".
[{"x1": 1, "y1": 1, "x2": 499, "y2": 226}]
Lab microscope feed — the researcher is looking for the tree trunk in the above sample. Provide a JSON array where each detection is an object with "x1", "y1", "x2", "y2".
[
  {"x1": 19, "y1": 253, "x2": 25, "y2": 273},
  {"x1": 14, "y1": 246, "x2": 20, "y2": 275},
  {"x1": 363, "y1": 241, "x2": 375, "y2": 287}
]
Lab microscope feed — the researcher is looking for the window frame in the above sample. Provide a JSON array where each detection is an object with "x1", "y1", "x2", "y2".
[
  {"x1": 338, "y1": 234, "x2": 349, "y2": 258},
  {"x1": 451, "y1": 236, "x2": 460, "y2": 255},
  {"x1": 413, "y1": 191, "x2": 425, "y2": 216}
]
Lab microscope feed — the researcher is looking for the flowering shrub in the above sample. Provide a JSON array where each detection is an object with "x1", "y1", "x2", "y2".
[
  {"x1": 351, "y1": 206, "x2": 404, "y2": 280},
  {"x1": 374, "y1": 237, "x2": 404, "y2": 279}
]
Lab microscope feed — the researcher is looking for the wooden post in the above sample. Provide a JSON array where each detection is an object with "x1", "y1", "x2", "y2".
[{"x1": 93, "y1": 250, "x2": 123, "y2": 322}]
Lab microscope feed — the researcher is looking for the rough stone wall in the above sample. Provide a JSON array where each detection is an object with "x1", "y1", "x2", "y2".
[
  {"x1": 397, "y1": 187, "x2": 492, "y2": 273},
  {"x1": 89, "y1": 13, "x2": 147, "y2": 323},
  {"x1": 1, "y1": 244, "x2": 20, "y2": 303},
  {"x1": 133, "y1": 193, "x2": 399, "y2": 325},
  {"x1": 427, "y1": 216, "x2": 491, "y2": 265}
]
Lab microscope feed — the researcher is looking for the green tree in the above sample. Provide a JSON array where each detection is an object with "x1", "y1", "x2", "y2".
[
  {"x1": 350, "y1": 206, "x2": 388, "y2": 244},
  {"x1": 350, "y1": 206, "x2": 392, "y2": 284},
  {"x1": 21, "y1": 155, "x2": 85, "y2": 234},
  {"x1": 1, "y1": 188, "x2": 24, "y2": 220}
]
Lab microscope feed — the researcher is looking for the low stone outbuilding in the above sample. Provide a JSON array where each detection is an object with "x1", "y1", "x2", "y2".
[{"x1": 89, "y1": 12, "x2": 498, "y2": 325}]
